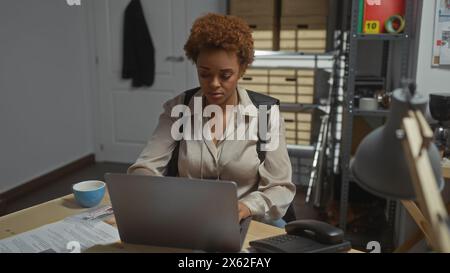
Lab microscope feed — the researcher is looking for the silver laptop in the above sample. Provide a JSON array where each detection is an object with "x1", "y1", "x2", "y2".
[{"x1": 104, "y1": 173, "x2": 250, "y2": 252}]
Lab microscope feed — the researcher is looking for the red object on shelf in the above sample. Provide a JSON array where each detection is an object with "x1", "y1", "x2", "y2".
[{"x1": 363, "y1": 0, "x2": 405, "y2": 34}]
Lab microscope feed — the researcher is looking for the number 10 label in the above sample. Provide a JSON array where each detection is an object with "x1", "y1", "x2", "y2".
[{"x1": 365, "y1": 20, "x2": 380, "y2": 34}]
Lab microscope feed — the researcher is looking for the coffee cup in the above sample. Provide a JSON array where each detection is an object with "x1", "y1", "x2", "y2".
[{"x1": 72, "y1": 180, "x2": 106, "y2": 208}]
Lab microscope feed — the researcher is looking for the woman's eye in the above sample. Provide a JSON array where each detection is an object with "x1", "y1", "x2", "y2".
[
  {"x1": 199, "y1": 74, "x2": 210, "y2": 78},
  {"x1": 221, "y1": 74, "x2": 232, "y2": 80}
]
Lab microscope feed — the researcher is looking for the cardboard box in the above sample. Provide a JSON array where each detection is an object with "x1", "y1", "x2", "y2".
[
  {"x1": 297, "y1": 70, "x2": 315, "y2": 77},
  {"x1": 254, "y1": 40, "x2": 274, "y2": 50},
  {"x1": 241, "y1": 75, "x2": 269, "y2": 84},
  {"x1": 280, "y1": 17, "x2": 327, "y2": 52},
  {"x1": 239, "y1": 83, "x2": 269, "y2": 93},
  {"x1": 297, "y1": 29, "x2": 327, "y2": 39},
  {"x1": 297, "y1": 122, "x2": 312, "y2": 131},
  {"x1": 297, "y1": 39, "x2": 326, "y2": 49},
  {"x1": 242, "y1": 16, "x2": 279, "y2": 50},
  {"x1": 286, "y1": 138, "x2": 297, "y2": 145},
  {"x1": 297, "y1": 131, "x2": 311, "y2": 140},
  {"x1": 285, "y1": 130, "x2": 296, "y2": 139},
  {"x1": 272, "y1": 93, "x2": 296, "y2": 103},
  {"x1": 298, "y1": 85, "x2": 315, "y2": 95},
  {"x1": 281, "y1": 16, "x2": 327, "y2": 30},
  {"x1": 252, "y1": 30, "x2": 274, "y2": 39},
  {"x1": 269, "y1": 85, "x2": 296, "y2": 94},
  {"x1": 297, "y1": 112, "x2": 313, "y2": 122},
  {"x1": 281, "y1": 112, "x2": 313, "y2": 143},
  {"x1": 245, "y1": 69, "x2": 269, "y2": 76},
  {"x1": 240, "y1": 69, "x2": 269, "y2": 93},
  {"x1": 297, "y1": 95, "x2": 314, "y2": 104},
  {"x1": 269, "y1": 75, "x2": 297, "y2": 85},
  {"x1": 230, "y1": 0, "x2": 276, "y2": 17},
  {"x1": 281, "y1": 0, "x2": 329, "y2": 17},
  {"x1": 280, "y1": 39, "x2": 296, "y2": 49},
  {"x1": 297, "y1": 76, "x2": 314, "y2": 85},
  {"x1": 269, "y1": 69, "x2": 296, "y2": 76}
]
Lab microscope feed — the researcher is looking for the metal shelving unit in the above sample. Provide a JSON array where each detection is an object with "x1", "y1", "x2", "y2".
[
  {"x1": 353, "y1": 109, "x2": 389, "y2": 117},
  {"x1": 355, "y1": 33, "x2": 410, "y2": 40},
  {"x1": 338, "y1": 0, "x2": 421, "y2": 250}
]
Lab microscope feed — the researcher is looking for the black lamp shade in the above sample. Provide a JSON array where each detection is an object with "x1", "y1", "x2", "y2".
[{"x1": 350, "y1": 89, "x2": 444, "y2": 200}]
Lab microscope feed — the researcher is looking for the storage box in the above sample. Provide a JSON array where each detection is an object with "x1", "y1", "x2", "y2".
[
  {"x1": 243, "y1": 16, "x2": 278, "y2": 50},
  {"x1": 266, "y1": 69, "x2": 316, "y2": 103},
  {"x1": 280, "y1": 17, "x2": 327, "y2": 53},
  {"x1": 281, "y1": 16, "x2": 327, "y2": 30},
  {"x1": 281, "y1": 111, "x2": 313, "y2": 145},
  {"x1": 239, "y1": 68, "x2": 269, "y2": 94},
  {"x1": 281, "y1": 0, "x2": 329, "y2": 17},
  {"x1": 230, "y1": 0, "x2": 276, "y2": 17}
]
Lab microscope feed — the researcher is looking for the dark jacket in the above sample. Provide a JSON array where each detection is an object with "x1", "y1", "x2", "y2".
[{"x1": 122, "y1": 0, "x2": 155, "y2": 87}]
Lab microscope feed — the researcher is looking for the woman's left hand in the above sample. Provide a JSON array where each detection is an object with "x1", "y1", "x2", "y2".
[{"x1": 238, "y1": 202, "x2": 251, "y2": 222}]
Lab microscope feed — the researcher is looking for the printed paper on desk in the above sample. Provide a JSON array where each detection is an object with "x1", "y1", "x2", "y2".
[{"x1": 0, "y1": 214, "x2": 120, "y2": 253}]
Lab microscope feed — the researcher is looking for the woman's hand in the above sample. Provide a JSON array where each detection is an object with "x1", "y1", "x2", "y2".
[{"x1": 238, "y1": 202, "x2": 252, "y2": 222}]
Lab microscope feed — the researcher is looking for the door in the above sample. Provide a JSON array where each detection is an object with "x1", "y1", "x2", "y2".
[
  {"x1": 92, "y1": 0, "x2": 187, "y2": 163},
  {"x1": 90, "y1": 0, "x2": 226, "y2": 163}
]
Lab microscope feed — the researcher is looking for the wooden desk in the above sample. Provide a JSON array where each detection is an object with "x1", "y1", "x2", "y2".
[
  {"x1": 0, "y1": 193, "x2": 282, "y2": 252},
  {"x1": 0, "y1": 193, "x2": 359, "y2": 253}
]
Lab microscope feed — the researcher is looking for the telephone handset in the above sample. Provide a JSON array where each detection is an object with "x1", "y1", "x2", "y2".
[{"x1": 249, "y1": 220, "x2": 352, "y2": 253}]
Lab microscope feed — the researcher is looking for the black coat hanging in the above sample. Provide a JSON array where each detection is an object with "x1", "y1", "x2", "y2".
[{"x1": 121, "y1": 0, "x2": 155, "y2": 87}]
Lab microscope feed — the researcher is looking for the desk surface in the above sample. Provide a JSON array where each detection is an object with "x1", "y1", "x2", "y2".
[
  {"x1": 0, "y1": 193, "x2": 284, "y2": 252},
  {"x1": 0, "y1": 192, "x2": 361, "y2": 253}
]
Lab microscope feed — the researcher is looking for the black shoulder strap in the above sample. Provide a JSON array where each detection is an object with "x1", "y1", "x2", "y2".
[
  {"x1": 166, "y1": 88, "x2": 279, "y2": 176},
  {"x1": 246, "y1": 90, "x2": 280, "y2": 109},
  {"x1": 246, "y1": 90, "x2": 280, "y2": 162},
  {"x1": 166, "y1": 87, "x2": 200, "y2": 177}
]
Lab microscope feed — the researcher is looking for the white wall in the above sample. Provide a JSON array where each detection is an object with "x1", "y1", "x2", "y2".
[
  {"x1": 416, "y1": 1, "x2": 450, "y2": 99},
  {"x1": 0, "y1": 0, "x2": 94, "y2": 193}
]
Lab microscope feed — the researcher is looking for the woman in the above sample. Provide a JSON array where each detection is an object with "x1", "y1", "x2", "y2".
[{"x1": 128, "y1": 13, "x2": 295, "y2": 227}]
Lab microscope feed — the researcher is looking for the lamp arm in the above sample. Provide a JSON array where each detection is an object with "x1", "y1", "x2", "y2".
[{"x1": 401, "y1": 110, "x2": 450, "y2": 252}]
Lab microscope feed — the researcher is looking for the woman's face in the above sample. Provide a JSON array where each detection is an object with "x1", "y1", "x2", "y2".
[{"x1": 196, "y1": 49, "x2": 242, "y2": 107}]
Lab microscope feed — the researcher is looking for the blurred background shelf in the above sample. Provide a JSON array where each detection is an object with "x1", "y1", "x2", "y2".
[
  {"x1": 353, "y1": 108, "x2": 390, "y2": 117},
  {"x1": 354, "y1": 33, "x2": 410, "y2": 40}
]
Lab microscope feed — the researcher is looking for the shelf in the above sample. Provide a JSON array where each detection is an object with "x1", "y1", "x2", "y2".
[
  {"x1": 353, "y1": 33, "x2": 410, "y2": 40},
  {"x1": 251, "y1": 50, "x2": 335, "y2": 70},
  {"x1": 280, "y1": 103, "x2": 318, "y2": 112},
  {"x1": 353, "y1": 108, "x2": 389, "y2": 117},
  {"x1": 355, "y1": 81, "x2": 385, "y2": 86}
]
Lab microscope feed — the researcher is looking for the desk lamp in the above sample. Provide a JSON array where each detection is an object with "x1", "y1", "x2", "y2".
[{"x1": 350, "y1": 83, "x2": 450, "y2": 252}]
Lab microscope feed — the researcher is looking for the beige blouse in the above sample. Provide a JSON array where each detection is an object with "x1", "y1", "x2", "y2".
[{"x1": 128, "y1": 85, "x2": 296, "y2": 221}]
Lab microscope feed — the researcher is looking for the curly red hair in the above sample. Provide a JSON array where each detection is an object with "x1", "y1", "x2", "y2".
[{"x1": 184, "y1": 13, "x2": 254, "y2": 71}]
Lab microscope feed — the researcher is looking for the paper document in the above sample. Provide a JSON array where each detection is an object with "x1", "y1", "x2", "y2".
[{"x1": 0, "y1": 206, "x2": 120, "y2": 253}]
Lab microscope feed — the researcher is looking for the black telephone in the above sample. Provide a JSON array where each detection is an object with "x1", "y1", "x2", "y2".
[{"x1": 249, "y1": 220, "x2": 351, "y2": 253}]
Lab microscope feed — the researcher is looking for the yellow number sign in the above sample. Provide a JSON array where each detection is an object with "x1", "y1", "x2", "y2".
[{"x1": 364, "y1": 20, "x2": 380, "y2": 34}]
